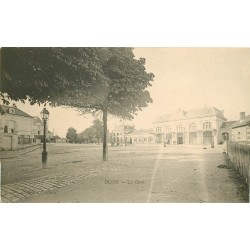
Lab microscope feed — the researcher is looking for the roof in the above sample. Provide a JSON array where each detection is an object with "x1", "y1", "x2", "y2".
[
  {"x1": 232, "y1": 115, "x2": 250, "y2": 128},
  {"x1": 220, "y1": 121, "x2": 237, "y2": 129},
  {"x1": 0, "y1": 105, "x2": 33, "y2": 118},
  {"x1": 154, "y1": 107, "x2": 227, "y2": 123},
  {"x1": 129, "y1": 129, "x2": 154, "y2": 135},
  {"x1": 112, "y1": 125, "x2": 134, "y2": 133},
  {"x1": 33, "y1": 116, "x2": 43, "y2": 125}
]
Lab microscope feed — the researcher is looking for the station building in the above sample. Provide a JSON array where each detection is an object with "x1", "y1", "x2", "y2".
[{"x1": 152, "y1": 107, "x2": 227, "y2": 145}]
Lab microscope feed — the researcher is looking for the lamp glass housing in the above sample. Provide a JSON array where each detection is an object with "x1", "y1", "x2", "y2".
[{"x1": 40, "y1": 108, "x2": 50, "y2": 120}]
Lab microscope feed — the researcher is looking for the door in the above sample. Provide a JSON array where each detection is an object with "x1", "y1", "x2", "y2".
[
  {"x1": 177, "y1": 133, "x2": 184, "y2": 144},
  {"x1": 203, "y1": 131, "x2": 212, "y2": 144},
  {"x1": 3, "y1": 135, "x2": 12, "y2": 150},
  {"x1": 189, "y1": 132, "x2": 197, "y2": 144}
]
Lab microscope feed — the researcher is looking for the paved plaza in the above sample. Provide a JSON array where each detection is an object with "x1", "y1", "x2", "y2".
[{"x1": 1, "y1": 143, "x2": 249, "y2": 203}]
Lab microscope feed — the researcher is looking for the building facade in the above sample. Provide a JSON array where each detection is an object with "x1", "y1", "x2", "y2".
[
  {"x1": 33, "y1": 116, "x2": 43, "y2": 143},
  {"x1": 152, "y1": 107, "x2": 227, "y2": 145},
  {"x1": 129, "y1": 129, "x2": 154, "y2": 144},
  {"x1": 0, "y1": 104, "x2": 52, "y2": 150},
  {"x1": 218, "y1": 121, "x2": 237, "y2": 144},
  {"x1": 231, "y1": 112, "x2": 250, "y2": 145},
  {"x1": 0, "y1": 104, "x2": 34, "y2": 150},
  {"x1": 110, "y1": 125, "x2": 155, "y2": 145},
  {"x1": 110, "y1": 125, "x2": 134, "y2": 146}
]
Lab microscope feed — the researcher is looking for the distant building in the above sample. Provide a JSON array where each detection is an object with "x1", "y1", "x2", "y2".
[
  {"x1": 33, "y1": 116, "x2": 54, "y2": 142},
  {"x1": 153, "y1": 107, "x2": 227, "y2": 145},
  {"x1": 47, "y1": 130, "x2": 54, "y2": 142},
  {"x1": 0, "y1": 104, "x2": 34, "y2": 150},
  {"x1": 0, "y1": 104, "x2": 53, "y2": 150},
  {"x1": 231, "y1": 112, "x2": 250, "y2": 145},
  {"x1": 33, "y1": 116, "x2": 43, "y2": 142},
  {"x1": 110, "y1": 125, "x2": 134, "y2": 146},
  {"x1": 218, "y1": 121, "x2": 237, "y2": 143},
  {"x1": 110, "y1": 125, "x2": 154, "y2": 145},
  {"x1": 129, "y1": 129, "x2": 154, "y2": 144}
]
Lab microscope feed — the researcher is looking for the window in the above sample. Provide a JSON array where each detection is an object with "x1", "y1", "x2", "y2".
[
  {"x1": 177, "y1": 124, "x2": 184, "y2": 131},
  {"x1": 237, "y1": 132, "x2": 241, "y2": 140},
  {"x1": 4, "y1": 125, "x2": 8, "y2": 133},
  {"x1": 166, "y1": 125, "x2": 171, "y2": 132},
  {"x1": 9, "y1": 120, "x2": 15, "y2": 133},
  {"x1": 189, "y1": 123, "x2": 196, "y2": 131},
  {"x1": 222, "y1": 132, "x2": 229, "y2": 141},
  {"x1": 156, "y1": 127, "x2": 162, "y2": 133},
  {"x1": 8, "y1": 108, "x2": 15, "y2": 114},
  {"x1": 203, "y1": 122, "x2": 211, "y2": 130}
]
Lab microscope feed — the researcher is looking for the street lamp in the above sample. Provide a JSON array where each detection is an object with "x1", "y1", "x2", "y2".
[{"x1": 40, "y1": 108, "x2": 50, "y2": 161}]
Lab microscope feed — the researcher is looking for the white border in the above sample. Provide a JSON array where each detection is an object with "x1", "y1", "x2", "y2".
[{"x1": 1, "y1": 1, "x2": 249, "y2": 250}]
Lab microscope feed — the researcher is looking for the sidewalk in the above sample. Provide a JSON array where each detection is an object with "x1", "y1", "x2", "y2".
[{"x1": 0, "y1": 144, "x2": 42, "y2": 159}]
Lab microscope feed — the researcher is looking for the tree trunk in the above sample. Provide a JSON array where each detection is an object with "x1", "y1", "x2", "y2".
[{"x1": 102, "y1": 108, "x2": 108, "y2": 161}]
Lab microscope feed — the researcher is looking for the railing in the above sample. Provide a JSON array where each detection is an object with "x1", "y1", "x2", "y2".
[
  {"x1": 18, "y1": 136, "x2": 32, "y2": 145},
  {"x1": 226, "y1": 141, "x2": 250, "y2": 186}
]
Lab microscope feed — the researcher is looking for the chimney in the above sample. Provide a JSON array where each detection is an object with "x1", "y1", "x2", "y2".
[{"x1": 240, "y1": 112, "x2": 245, "y2": 122}]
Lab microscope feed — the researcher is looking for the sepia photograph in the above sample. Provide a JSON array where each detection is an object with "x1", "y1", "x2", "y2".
[
  {"x1": 1, "y1": 1, "x2": 250, "y2": 250},
  {"x1": 1, "y1": 47, "x2": 249, "y2": 203}
]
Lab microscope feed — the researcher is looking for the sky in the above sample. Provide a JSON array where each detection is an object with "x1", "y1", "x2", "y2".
[{"x1": 4, "y1": 48, "x2": 250, "y2": 137}]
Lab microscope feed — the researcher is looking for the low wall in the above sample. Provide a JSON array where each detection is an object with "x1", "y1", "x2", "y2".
[{"x1": 226, "y1": 141, "x2": 250, "y2": 186}]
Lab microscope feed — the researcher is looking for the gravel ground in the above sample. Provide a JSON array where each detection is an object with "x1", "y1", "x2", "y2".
[{"x1": 1, "y1": 143, "x2": 249, "y2": 203}]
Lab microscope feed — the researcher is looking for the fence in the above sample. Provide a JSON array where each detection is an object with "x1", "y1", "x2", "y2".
[
  {"x1": 18, "y1": 136, "x2": 32, "y2": 145},
  {"x1": 226, "y1": 141, "x2": 250, "y2": 186}
]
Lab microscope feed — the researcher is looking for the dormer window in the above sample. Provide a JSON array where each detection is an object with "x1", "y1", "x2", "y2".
[{"x1": 8, "y1": 108, "x2": 15, "y2": 114}]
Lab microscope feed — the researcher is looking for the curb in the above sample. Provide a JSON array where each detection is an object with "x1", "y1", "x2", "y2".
[{"x1": 0, "y1": 145, "x2": 42, "y2": 159}]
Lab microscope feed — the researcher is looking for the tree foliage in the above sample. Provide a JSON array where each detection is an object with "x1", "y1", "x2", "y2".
[
  {"x1": 77, "y1": 118, "x2": 103, "y2": 144},
  {"x1": 92, "y1": 118, "x2": 103, "y2": 143},
  {"x1": 0, "y1": 48, "x2": 107, "y2": 105},
  {"x1": 78, "y1": 127, "x2": 94, "y2": 143},
  {"x1": 66, "y1": 127, "x2": 78, "y2": 143},
  {"x1": 56, "y1": 48, "x2": 154, "y2": 120},
  {"x1": 0, "y1": 47, "x2": 154, "y2": 160}
]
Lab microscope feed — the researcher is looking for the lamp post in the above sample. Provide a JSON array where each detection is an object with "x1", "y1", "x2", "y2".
[{"x1": 40, "y1": 108, "x2": 50, "y2": 162}]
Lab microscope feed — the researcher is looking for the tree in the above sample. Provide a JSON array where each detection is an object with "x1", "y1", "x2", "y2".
[
  {"x1": 60, "y1": 48, "x2": 154, "y2": 160},
  {"x1": 77, "y1": 119, "x2": 103, "y2": 144},
  {"x1": 78, "y1": 127, "x2": 95, "y2": 143},
  {"x1": 1, "y1": 48, "x2": 154, "y2": 161},
  {"x1": 66, "y1": 127, "x2": 78, "y2": 143},
  {"x1": 92, "y1": 118, "x2": 103, "y2": 144},
  {"x1": 0, "y1": 48, "x2": 107, "y2": 105}
]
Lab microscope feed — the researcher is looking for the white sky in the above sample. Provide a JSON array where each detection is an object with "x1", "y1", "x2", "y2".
[{"x1": 6, "y1": 48, "x2": 250, "y2": 137}]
